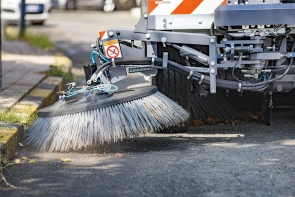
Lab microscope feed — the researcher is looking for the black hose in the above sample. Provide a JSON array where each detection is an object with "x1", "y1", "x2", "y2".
[
  {"x1": 96, "y1": 37, "x2": 110, "y2": 61},
  {"x1": 210, "y1": 22, "x2": 215, "y2": 36},
  {"x1": 216, "y1": 27, "x2": 246, "y2": 38},
  {"x1": 242, "y1": 40, "x2": 295, "y2": 87},
  {"x1": 94, "y1": 57, "x2": 202, "y2": 80},
  {"x1": 91, "y1": 39, "x2": 294, "y2": 92}
]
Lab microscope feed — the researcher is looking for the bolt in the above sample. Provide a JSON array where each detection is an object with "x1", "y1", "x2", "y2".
[
  {"x1": 163, "y1": 18, "x2": 166, "y2": 22},
  {"x1": 277, "y1": 85, "x2": 282, "y2": 92},
  {"x1": 210, "y1": 38, "x2": 215, "y2": 44},
  {"x1": 163, "y1": 24, "x2": 166, "y2": 27},
  {"x1": 109, "y1": 31, "x2": 114, "y2": 37},
  {"x1": 168, "y1": 20, "x2": 172, "y2": 24},
  {"x1": 146, "y1": 34, "x2": 151, "y2": 39},
  {"x1": 210, "y1": 61, "x2": 215, "y2": 66},
  {"x1": 198, "y1": 20, "x2": 202, "y2": 24},
  {"x1": 144, "y1": 14, "x2": 148, "y2": 19},
  {"x1": 161, "y1": 37, "x2": 167, "y2": 43},
  {"x1": 210, "y1": 69, "x2": 215, "y2": 74}
]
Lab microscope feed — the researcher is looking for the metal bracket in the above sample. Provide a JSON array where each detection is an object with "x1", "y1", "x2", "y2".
[
  {"x1": 187, "y1": 71, "x2": 193, "y2": 80},
  {"x1": 238, "y1": 83, "x2": 242, "y2": 92},
  {"x1": 199, "y1": 75, "x2": 204, "y2": 85},
  {"x1": 111, "y1": 58, "x2": 116, "y2": 67},
  {"x1": 151, "y1": 57, "x2": 155, "y2": 67},
  {"x1": 134, "y1": 13, "x2": 149, "y2": 33},
  {"x1": 209, "y1": 37, "x2": 217, "y2": 94},
  {"x1": 162, "y1": 52, "x2": 168, "y2": 69}
]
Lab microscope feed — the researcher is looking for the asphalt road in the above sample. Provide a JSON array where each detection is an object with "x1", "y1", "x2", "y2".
[
  {"x1": 1, "y1": 10, "x2": 295, "y2": 197},
  {"x1": 1, "y1": 110, "x2": 295, "y2": 197}
]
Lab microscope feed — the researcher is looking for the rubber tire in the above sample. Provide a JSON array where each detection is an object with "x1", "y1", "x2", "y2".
[
  {"x1": 115, "y1": 0, "x2": 135, "y2": 10},
  {"x1": 38, "y1": 86, "x2": 158, "y2": 117},
  {"x1": 31, "y1": 20, "x2": 44, "y2": 25}
]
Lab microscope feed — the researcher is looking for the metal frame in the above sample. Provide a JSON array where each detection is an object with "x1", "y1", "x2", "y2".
[
  {"x1": 97, "y1": 1, "x2": 295, "y2": 94},
  {"x1": 102, "y1": 28, "x2": 218, "y2": 93}
]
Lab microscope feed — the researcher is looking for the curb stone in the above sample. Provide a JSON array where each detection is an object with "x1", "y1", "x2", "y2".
[
  {"x1": 0, "y1": 122, "x2": 23, "y2": 160},
  {"x1": 0, "y1": 75, "x2": 70, "y2": 160}
]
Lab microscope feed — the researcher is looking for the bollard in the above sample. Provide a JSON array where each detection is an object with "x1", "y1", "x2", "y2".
[
  {"x1": 0, "y1": 0, "x2": 2, "y2": 91},
  {"x1": 19, "y1": 0, "x2": 26, "y2": 38}
]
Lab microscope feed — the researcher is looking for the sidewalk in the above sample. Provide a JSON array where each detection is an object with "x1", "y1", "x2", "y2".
[{"x1": 0, "y1": 40, "x2": 71, "y2": 159}]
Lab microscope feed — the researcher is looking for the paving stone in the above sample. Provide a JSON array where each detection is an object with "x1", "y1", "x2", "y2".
[
  {"x1": 0, "y1": 90, "x2": 25, "y2": 108},
  {"x1": 7, "y1": 84, "x2": 33, "y2": 93},
  {"x1": 1, "y1": 40, "x2": 71, "y2": 159},
  {"x1": 2, "y1": 71, "x2": 24, "y2": 84},
  {"x1": 16, "y1": 72, "x2": 46, "y2": 86}
]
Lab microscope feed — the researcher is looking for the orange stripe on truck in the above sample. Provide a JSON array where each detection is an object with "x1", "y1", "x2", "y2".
[
  {"x1": 148, "y1": 0, "x2": 162, "y2": 15},
  {"x1": 171, "y1": 0, "x2": 203, "y2": 15},
  {"x1": 148, "y1": 0, "x2": 226, "y2": 15}
]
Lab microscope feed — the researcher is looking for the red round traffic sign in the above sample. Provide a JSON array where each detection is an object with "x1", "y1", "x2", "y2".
[{"x1": 106, "y1": 45, "x2": 120, "y2": 58}]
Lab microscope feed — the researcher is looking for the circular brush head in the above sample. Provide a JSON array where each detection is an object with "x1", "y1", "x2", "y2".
[{"x1": 24, "y1": 85, "x2": 190, "y2": 151}]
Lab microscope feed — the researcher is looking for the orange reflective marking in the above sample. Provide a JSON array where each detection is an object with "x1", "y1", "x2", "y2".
[
  {"x1": 148, "y1": 0, "x2": 162, "y2": 14},
  {"x1": 171, "y1": 0, "x2": 203, "y2": 14}
]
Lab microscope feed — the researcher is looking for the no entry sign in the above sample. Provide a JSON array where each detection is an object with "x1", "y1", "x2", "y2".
[{"x1": 103, "y1": 39, "x2": 122, "y2": 59}]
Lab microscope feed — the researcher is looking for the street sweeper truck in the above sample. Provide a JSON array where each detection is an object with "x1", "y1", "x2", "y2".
[{"x1": 24, "y1": 0, "x2": 295, "y2": 151}]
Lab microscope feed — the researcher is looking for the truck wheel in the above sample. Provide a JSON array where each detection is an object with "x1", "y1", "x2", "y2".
[
  {"x1": 115, "y1": 0, "x2": 135, "y2": 10},
  {"x1": 31, "y1": 20, "x2": 45, "y2": 25}
]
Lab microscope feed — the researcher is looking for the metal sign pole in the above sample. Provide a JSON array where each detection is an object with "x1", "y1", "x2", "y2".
[
  {"x1": 0, "y1": 0, "x2": 2, "y2": 91},
  {"x1": 19, "y1": 0, "x2": 26, "y2": 38}
]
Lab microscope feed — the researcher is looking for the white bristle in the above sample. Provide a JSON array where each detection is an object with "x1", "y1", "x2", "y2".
[{"x1": 23, "y1": 91, "x2": 189, "y2": 152}]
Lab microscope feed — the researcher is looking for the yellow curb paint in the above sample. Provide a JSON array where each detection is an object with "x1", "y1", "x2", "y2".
[
  {"x1": 60, "y1": 67, "x2": 70, "y2": 74},
  {"x1": 53, "y1": 55, "x2": 72, "y2": 67},
  {"x1": 42, "y1": 76, "x2": 64, "y2": 92},
  {"x1": 0, "y1": 126, "x2": 18, "y2": 159},
  {"x1": 11, "y1": 104, "x2": 38, "y2": 117},
  {"x1": 42, "y1": 76, "x2": 63, "y2": 85},
  {"x1": 29, "y1": 88, "x2": 52, "y2": 106}
]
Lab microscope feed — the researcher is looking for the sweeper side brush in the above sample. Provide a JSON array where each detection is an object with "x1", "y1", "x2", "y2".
[{"x1": 23, "y1": 86, "x2": 189, "y2": 152}]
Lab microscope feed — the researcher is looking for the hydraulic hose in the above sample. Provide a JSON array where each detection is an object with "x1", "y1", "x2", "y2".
[
  {"x1": 93, "y1": 57, "x2": 202, "y2": 79},
  {"x1": 88, "y1": 38, "x2": 294, "y2": 92},
  {"x1": 241, "y1": 40, "x2": 295, "y2": 87}
]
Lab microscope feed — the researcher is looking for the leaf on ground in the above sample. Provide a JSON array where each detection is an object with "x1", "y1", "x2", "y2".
[
  {"x1": 192, "y1": 119, "x2": 204, "y2": 126},
  {"x1": 14, "y1": 159, "x2": 21, "y2": 164},
  {"x1": 230, "y1": 119, "x2": 241, "y2": 126},
  {"x1": 207, "y1": 117, "x2": 220, "y2": 125},
  {"x1": 29, "y1": 160, "x2": 36, "y2": 164},
  {"x1": 251, "y1": 113, "x2": 259, "y2": 119},
  {"x1": 18, "y1": 142, "x2": 24, "y2": 147},
  {"x1": 21, "y1": 156, "x2": 28, "y2": 160},
  {"x1": 114, "y1": 153, "x2": 122, "y2": 157},
  {"x1": 60, "y1": 158, "x2": 72, "y2": 162}
]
